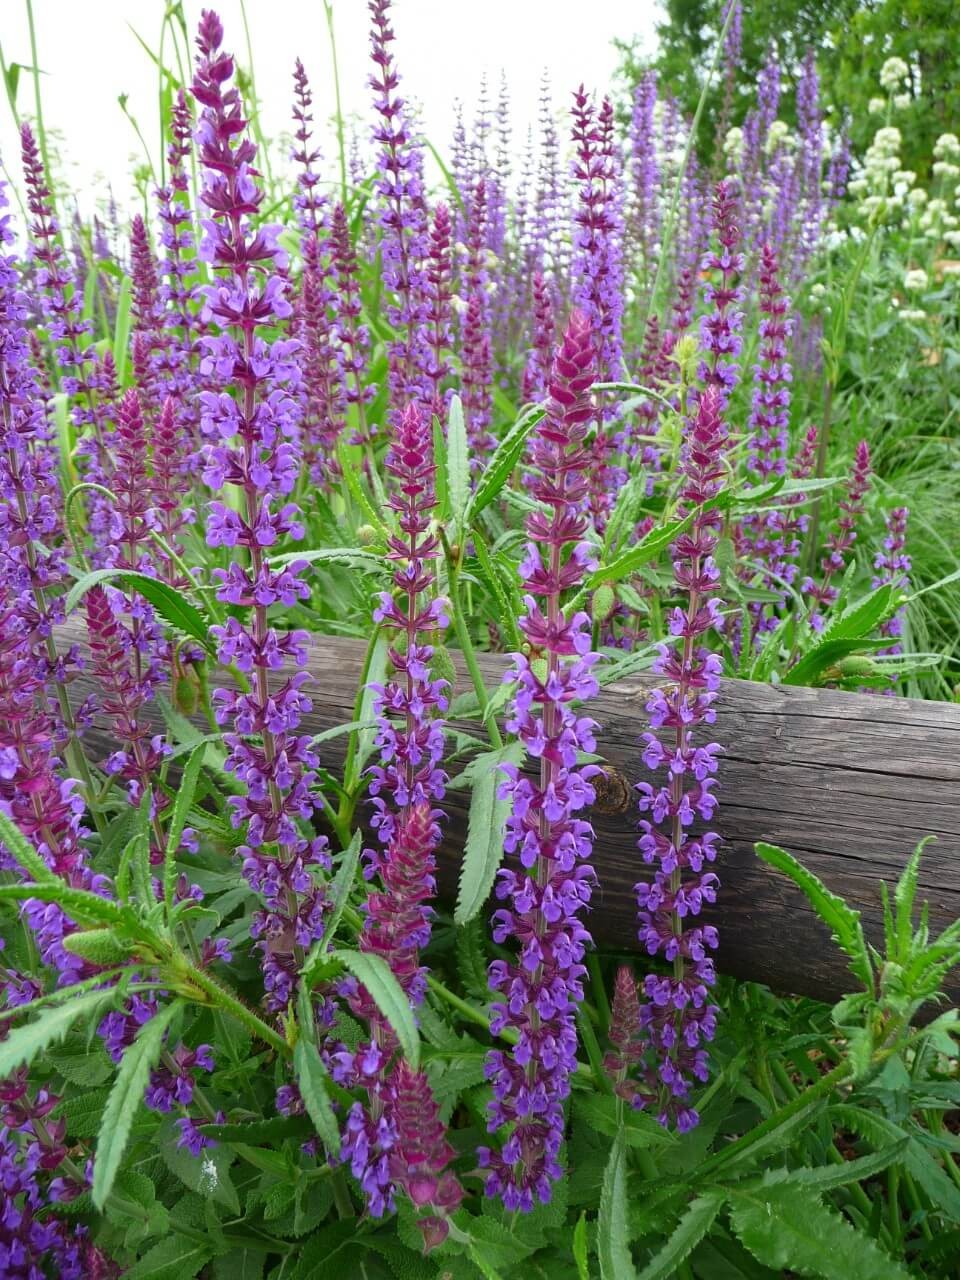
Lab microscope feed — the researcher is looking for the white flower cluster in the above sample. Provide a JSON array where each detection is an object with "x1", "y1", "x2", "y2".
[
  {"x1": 904, "y1": 268, "x2": 929, "y2": 292},
  {"x1": 935, "y1": 133, "x2": 960, "y2": 160},
  {"x1": 880, "y1": 57, "x2": 910, "y2": 92}
]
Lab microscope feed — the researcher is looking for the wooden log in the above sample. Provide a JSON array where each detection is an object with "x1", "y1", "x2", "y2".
[{"x1": 58, "y1": 623, "x2": 960, "y2": 1004}]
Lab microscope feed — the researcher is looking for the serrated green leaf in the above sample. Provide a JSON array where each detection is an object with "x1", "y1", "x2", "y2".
[
  {"x1": 638, "y1": 1192, "x2": 724, "y2": 1280},
  {"x1": 213, "y1": 1250, "x2": 264, "y2": 1280},
  {"x1": 93, "y1": 1001, "x2": 181, "y2": 1209},
  {"x1": 0, "y1": 989, "x2": 116, "y2": 1077},
  {"x1": 587, "y1": 514, "x2": 693, "y2": 589},
  {"x1": 599, "y1": 1130, "x2": 635, "y2": 1279},
  {"x1": 783, "y1": 637, "x2": 887, "y2": 687},
  {"x1": 820, "y1": 584, "x2": 898, "y2": 646},
  {"x1": 756, "y1": 843, "x2": 872, "y2": 989},
  {"x1": 164, "y1": 741, "x2": 206, "y2": 912},
  {"x1": 447, "y1": 394, "x2": 470, "y2": 533},
  {"x1": 454, "y1": 740, "x2": 525, "y2": 925},
  {"x1": 126, "y1": 1233, "x2": 214, "y2": 1280},
  {"x1": 270, "y1": 546, "x2": 385, "y2": 573},
  {"x1": 0, "y1": 810, "x2": 59, "y2": 883},
  {"x1": 158, "y1": 1114, "x2": 240, "y2": 1213},
  {"x1": 762, "y1": 1139, "x2": 909, "y2": 1192},
  {"x1": 0, "y1": 880, "x2": 129, "y2": 927},
  {"x1": 465, "y1": 404, "x2": 544, "y2": 525},
  {"x1": 573, "y1": 1210, "x2": 590, "y2": 1280},
  {"x1": 728, "y1": 1182, "x2": 911, "y2": 1279},
  {"x1": 332, "y1": 949, "x2": 419, "y2": 1068},
  {"x1": 66, "y1": 569, "x2": 213, "y2": 652},
  {"x1": 294, "y1": 1037, "x2": 340, "y2": 1155}
]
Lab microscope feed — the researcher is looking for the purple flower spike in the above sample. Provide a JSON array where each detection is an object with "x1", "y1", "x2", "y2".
[
  {"x1": 872, "y1": 507, "x2": 911, "y2": 686},
  {"x1": 803, "y1": 441, "x2": 871, "y2": 630},
  {"x1": 479, "y1": 311, "x2": 601, "y2": 1211},
  {"x1": 634, "y1": 386, "x2": 727, "y2": 1132},
  {"x1": 698, "y1": 179, "x2": 745, "y2": 404},
  {"x1": 368, "y1": 0, "x2": 431, "y2": 420},
  {"x1": 191, "y1": 9, "x2": 329, "y2": 1013}
]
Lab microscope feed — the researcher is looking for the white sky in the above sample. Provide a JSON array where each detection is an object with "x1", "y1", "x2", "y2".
[{"x1": 0, "y1": 0, "x2": 659, "y2": 215}]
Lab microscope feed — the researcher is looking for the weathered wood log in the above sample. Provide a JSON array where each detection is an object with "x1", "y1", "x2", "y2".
[{"x1": 59, "y1": 623, "x2": 960, "y2": 1004}]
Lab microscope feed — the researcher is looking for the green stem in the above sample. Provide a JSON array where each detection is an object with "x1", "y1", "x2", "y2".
[
  {"x1": 179, "y1": 957, "x2": 289, "y2": 1056},
  {"x1": 323, "y1": 1, "x2": 348, "y2": 208},
  {"x1": 694, "y1": 1060, "x2": 851, "y2": 1182},
  {"x1": 441, "y1": 528, "x2": 502, "y2": 748}
]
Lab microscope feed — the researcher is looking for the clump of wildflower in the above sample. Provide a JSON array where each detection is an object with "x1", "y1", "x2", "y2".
[
  {"x1": 634, "y1": 386, "x2": 725, "y2": 1132},
  {"x1": 479, "y1": 310, "x2": 601, "y2": 1210}
]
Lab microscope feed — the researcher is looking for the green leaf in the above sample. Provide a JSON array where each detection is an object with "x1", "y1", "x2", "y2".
[
  {"x1": 0, "y1": 809, "x2": 58, "y2": 883},
  {"x1": 112, "y1": 274, "x2": 133, "y2": 383},
  {"x1": 332, "y1": 949, "x2": 419, "y2": 1068},
  {"x1": 637, "y1": 1193, "x2": 724, "y2": 1280},
  {"x1": 756, "y1": 843, "x2": 872, "y2": 989},
  {"x1": 573, "y1": 1210, "x2": 590, "y2": 1280},
  {"x1": 293, "y1": 1037, "x2": 341, "y2": 1155},
  {"x1": 0, "y1": 989, "x2": 116, "y2": 1077},
  {"x1": 465, "y1": 404, "x2": 544, "y2": 525},
  {"x1": 126, "y1": 1234, "x2": 214, "y2": 1280},
  {"x1": 598, "y1": 1130, "x2": 635, "y2": 1279},
  {"x1": 212, "y1": 1251, "x2": 264, "y2": 1280},
  {"x1": 728, "y1": 1183, "x2": 911, "y2": 1279},
  {"x1": 783, "y1": 637, "x2": 887, "y2": 687},
  {"x1": 432, "y1": 412, "x2": 449, "y2": 520},
  {"x1": 270, "y1": 546, "x2": 385, "y2": 574},
  {"x1": 447, "y1": 394, "x2": 470, "y2": 533},
  {"x1": 164, "y1": 741, "x2": 206, "y2": 912},
  {"x1": 311, "y1": 830, "x2": 361, "y2": 962},
  {"x1": 0, "y1": 881, "x2": 129, "y2": 927},
  {"x1": 586, "y1": 514, "x2": 693, "y2": 589},
  {"x1": 157, "y1": 1115, "x2": 240, "y2": 1213},
  {"x1": 336, "y1": 439, "x2": 388, "y2": 536},
  {"x1": 454, "y1": 740, "x2": 526, "y2": 925},
  {"x1": 66, "y1": 569, "x2": 213, "y2": 653},
  {"x1": 894, "y1": 836, "x2": 934, "y2": 961},
  {"x1": 93, "y1": 1001, "x2": 181, "y2": 1209},
  {"x1": 820, "y1": 584, "x2": 898, "y2": 645},
  {"x1": 765, "y1": 1140, "x2": 909, "y2": 1192}
]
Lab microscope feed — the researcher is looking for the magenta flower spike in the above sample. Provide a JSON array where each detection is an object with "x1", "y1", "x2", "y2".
[
  {"x1": 634, "y1": 386, "x2": 726, "y2": 1133},
  {"x1": 191, "y1": 9, "x2": 329, "y2": 1013},
  {"x1": 423, "y1": 202, "x2": 453, "y2": 418},
  {"x1": 479, "y1": 311, "x2": 601, "y2": 1211},
  {"x1": 803, "y1": 440, "x2": 872, "y2": 630},
  {"x1": 698, "y1": 179, "x2": 745, "y2": 404},
  {"x1": 872, "y1": 507, "x2": 911, "y2": 681},
  {"x1": 336, "y1": 402, "x2": 451, "y2": 1219}
]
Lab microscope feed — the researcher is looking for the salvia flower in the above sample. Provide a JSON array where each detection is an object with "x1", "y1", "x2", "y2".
[
  {"x1": 872, "y1": 506, "x2": 911, "y2": 686},
  {"x1": 698, "y1": 179, "x2": 744, "y2": 403},
  {"x1": 634, "y1": 386, "x2": 725, "y2": 1132},
  {"x1": 192, "y1": 9, "x2": 329, "y2": 1013},
  {"x1": 803, "y1": 440, "x2": 871, "y2": 630},
  {"x1": 368, "y1": 0, "x2": 431, "y2": 419},
  {"x1": 479, "y1": 310, "x2": 601, "y2": 1211}
]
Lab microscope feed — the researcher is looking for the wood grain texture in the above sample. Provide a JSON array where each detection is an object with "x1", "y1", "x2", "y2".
[{"x1": 58, "y1": 623, "x2": 960, "y2": 1003}]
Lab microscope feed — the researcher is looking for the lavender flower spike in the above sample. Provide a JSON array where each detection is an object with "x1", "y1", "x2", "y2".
[
  {"x1": 635, "y1": 386, "x2": 725, "y2": 1132},
  {"x1": 479, "y1": 311, "x2": 601, "y2": 1211}
]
